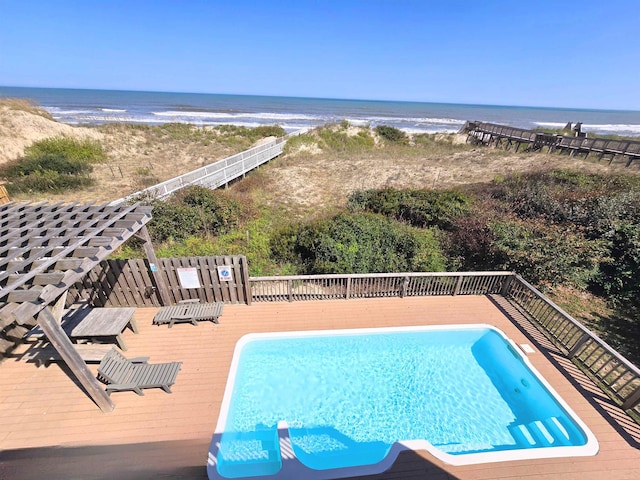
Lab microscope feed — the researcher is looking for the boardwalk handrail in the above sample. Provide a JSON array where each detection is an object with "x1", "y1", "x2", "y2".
[
  {"x1": 110, "y1": 129, "x2": 307, "y2": 205},
  {"x1": 460, "y1": 121, "x2": 640, "y2": 166},
  {"x1": 248, "y1": 270, "x2": 640, "y2": 415}
]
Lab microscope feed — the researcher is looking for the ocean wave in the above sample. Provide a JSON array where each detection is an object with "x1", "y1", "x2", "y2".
[
  {"x1": 583, "y1": 123, "x2": 640, "y2": 134},
  {"x1": 47, "y1": 108, "x2": 97, "y2": 115},
  {"x1": 152, "y1": 110, "x2": 321, "y2": 121},
  {"x1": 101, "y1": 108, "x2": 127, "y2": 112},
  {"x1": 535, "y1": 121, "x2": 640, "y2": 134},
  {"x1": 365, "y1": 116, "x2": 465, "y2": 125}
]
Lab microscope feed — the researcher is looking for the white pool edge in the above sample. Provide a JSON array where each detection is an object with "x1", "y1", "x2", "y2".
[{"x1": 207, "y1": 324, "x2": 599, "y2": 479}]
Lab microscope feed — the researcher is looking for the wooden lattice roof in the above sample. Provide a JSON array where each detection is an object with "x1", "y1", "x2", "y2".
[{"x1": 0, "y1": 201, "x2": 152, "y2": 352}]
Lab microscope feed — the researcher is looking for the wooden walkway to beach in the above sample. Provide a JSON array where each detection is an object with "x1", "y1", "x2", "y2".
[
  {"x1": 460, "y1": 121, "x2": 640, "y2": 167},
  {"x1": 1, "y1": 296, "x2": 639, "y2": 479}
]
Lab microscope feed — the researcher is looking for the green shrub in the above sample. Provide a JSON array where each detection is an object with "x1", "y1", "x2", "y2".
[
  {"x1": 317, "y1": 127, "x2": 374, "y2": 153},
  {"x1": 4, "y1": 154, "x2": 92, "y2": 178},
  {"x1": 147, "y1": 186, "x2": 242, "y2": 242},
  {"x1": 6, "y1": 169, "x2": 94, "y2": 193},
  {"x1": 270, "y1": 212, "x2": 446, "y2": 274},
  {"x1": 594, "y1": 221, "x2": 640, "y2": 312},
  {"x1": 490, "y1": 170, "x2": 640, "y2": 234},
  {"x1": 348, "y1": 188, "x2": 471, "y2": 230},
  {"x1": 282, "y1": 133, "x2": 319, "y2": 155},
  {"x1": 489, "y1": 220, "x2": 605, "y2": 289},
  {"x1": 0, "y1": 137, "x2": 103, "y2": 193},
  {"x1": 24, "y1": 137, "x2": 106, "y2": 164},
  {"x1": 446, "y1": 212, "x2": 499, "y2": 271},
  {"x1": 374, "y1": 125, "x2": 408, "y2": 144}
]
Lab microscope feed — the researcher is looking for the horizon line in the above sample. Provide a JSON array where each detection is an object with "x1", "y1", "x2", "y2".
[{"x1": 1, "y1": 84, "x2": 638, "y2": 114}]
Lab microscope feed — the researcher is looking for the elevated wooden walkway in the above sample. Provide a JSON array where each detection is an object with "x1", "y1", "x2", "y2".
[{"x1": 460, "y1": 121, "x2": 640, "y2": 167}]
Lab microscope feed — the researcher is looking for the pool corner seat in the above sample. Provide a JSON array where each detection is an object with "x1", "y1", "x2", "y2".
[
  {"x1": 97, "y1": 348, "x2": 182, "y2": 396},
  {"x1": 153, "y1": 301, "x2": 224, "y2": 328}
]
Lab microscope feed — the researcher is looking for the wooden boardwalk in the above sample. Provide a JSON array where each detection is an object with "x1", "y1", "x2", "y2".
[
  {"x1": 461, "y1": 121, "x2": 640, "y2": 167},
  {"x1": 1, "y1": 296, "x2": 639, "y2": 479}
]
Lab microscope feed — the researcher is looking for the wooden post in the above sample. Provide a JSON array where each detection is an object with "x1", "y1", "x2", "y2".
[
  {"x1": 36, "y1": 305, "x2": 114, "y2": 413},
  {"x1": 138, "y1": 225, "x2": 172, "y2": 306},
  {"x1": 453, "y1": 275, "x2": 463, "y2": 296},
  {"x1": 241, "y1": 256, "x2": 252, "y2": 305}
]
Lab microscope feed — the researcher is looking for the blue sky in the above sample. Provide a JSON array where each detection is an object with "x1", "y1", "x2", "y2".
[{"x1": 1, "y1": 0, "x2": 639, "y2": 110}]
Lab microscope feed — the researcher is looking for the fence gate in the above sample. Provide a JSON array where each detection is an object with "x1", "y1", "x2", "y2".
[{"x1": 68, "y1": 255, "x2": 251, "y2": 306}]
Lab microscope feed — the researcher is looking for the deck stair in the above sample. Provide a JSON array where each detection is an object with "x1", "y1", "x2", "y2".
[{"x1": 508, "y1": 417, "x2": 573, "y2": 448}]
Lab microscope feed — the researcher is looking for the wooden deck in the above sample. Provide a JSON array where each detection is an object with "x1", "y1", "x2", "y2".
[{"x1": 0, "y1": 296, "x2": 639, "y2": 479}]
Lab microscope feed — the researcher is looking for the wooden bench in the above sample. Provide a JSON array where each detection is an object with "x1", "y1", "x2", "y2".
[{"x1": 25, "y1": 343, "x2": 114, "y2": 367}]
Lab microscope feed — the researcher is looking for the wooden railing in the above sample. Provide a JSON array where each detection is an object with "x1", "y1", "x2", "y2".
[
  {"x1": 460, "y1": 121, "x2": 640, "y2": 166},
  {"x1": 250, "y1": 271, "x2": 511, "y2": 302},
  {"x1": 503, "y1": 274, "x2": 640, "y2": 417},
  {"x1": 110, "y1": 129, "x2": 307, "y2": 205},
  {"x1": 249, "y1": 271, "x2": 640, "y2": 416}
]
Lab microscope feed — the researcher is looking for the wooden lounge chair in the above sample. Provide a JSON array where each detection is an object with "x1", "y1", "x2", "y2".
[
  {"x1": 97, "y1": 348, "x2": 182, "y2": 396},
  {"x1": 153, "y1": 300, "x2": 223, "y2": 328},
  {"x1": 26, "y1": 342, "x2": 114, "y2": 367}
]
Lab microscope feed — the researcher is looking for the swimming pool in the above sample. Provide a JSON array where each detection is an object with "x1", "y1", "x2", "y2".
[{"x1": 207, "y1": 325, "x2": 598, "y2": 479}]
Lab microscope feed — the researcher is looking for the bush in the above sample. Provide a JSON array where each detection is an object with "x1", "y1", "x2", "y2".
[
  {"x1": 317, "y1": 127, "x2": 374, "y2": 153},
  {"x1": 374, "y1": 125, "x2": 408, "y2": 144},
  {"x1": 4, "y1": 154, "x2": 92, "y2": 178},
  {"x1": 147, "y1": 186, "x2": 242, "y2": 242},
  {"x1": 490, "y1": 170, "x2": 640, "y2": 235},
  {"x1": 24, "y1": 137, "x2": 106, "y2": 164},
  {"x1": 446, "y1": 212, "x2": 499, "y2": 271},
  {"x1": 594, "y1": 221, "x2": 640, "y2": 313},
  {"x1": 282, "y1": 133, "x2": 319, "y2": 155},
  {"x1": 489, "y1": 220, "x2": 605, "y2": 289},
  {"x1": 6, "y1": 169, "x2": 94, "y2": 193},
  {"x1": 348, "y1": 188, "x2": 472, "y2": 230},
  {"x1": 270, "y1": 212, "x2": 446, "y2": 274},
  {"x1": 0, "y1": 137, "x2": 104, "y2": 193}
]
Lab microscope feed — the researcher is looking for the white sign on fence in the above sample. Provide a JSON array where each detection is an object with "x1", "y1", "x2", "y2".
[
  {"x1": 217, "y1": 265, "x2": 233, "y2": 282},
  {"x1": 177, "y1": 267, "x2": 201, "y2": 289}
]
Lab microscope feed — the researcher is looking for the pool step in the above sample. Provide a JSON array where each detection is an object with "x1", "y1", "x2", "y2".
[
  {"x1": 508, "y1": 417, "x2": 572, "y2": 448},
  {"x1": 216, "y1": 429, "x2": 282, "y2": 478}
]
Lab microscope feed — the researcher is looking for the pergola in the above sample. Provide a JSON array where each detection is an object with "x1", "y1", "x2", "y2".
[{"x1": 0, "y1": 201, "x2": 170, "y2": 412}]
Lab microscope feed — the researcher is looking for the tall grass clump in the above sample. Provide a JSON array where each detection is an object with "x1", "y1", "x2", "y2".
[
  {"x1": 1, "y1": 137, "x2": 105, "y2": 193},
  {"x1": 316, "y1": 125, "x2": 374, "y2": 153},
  {"x1": 24, "y1": 137, "x2": 106, "y2": 164},
  {"x1": 0, "y1": 97, "x2": 54, "y2": 120}
]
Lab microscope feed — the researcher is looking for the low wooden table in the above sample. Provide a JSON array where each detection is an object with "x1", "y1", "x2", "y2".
[
  {"x1": 69, "y1": 307, "x2": 138, "y2": 350},
  {"x1": 153, "y1": 302, "x2": 223, "y2": 328}
]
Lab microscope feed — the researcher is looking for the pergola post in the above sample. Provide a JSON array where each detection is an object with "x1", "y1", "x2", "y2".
[
  {"x1": 36, "y1": 305, "x2": 114, "y2": 413},
  {"x1": 137, "y1": 225, "x2": 172, "y2": 306}
]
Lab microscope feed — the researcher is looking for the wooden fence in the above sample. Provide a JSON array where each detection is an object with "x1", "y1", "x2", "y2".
[{"x1": 67, "y1": 255, "x2": 251, "y2": 306}]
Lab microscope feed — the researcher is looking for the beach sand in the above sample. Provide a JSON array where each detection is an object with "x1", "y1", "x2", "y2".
[{"x1": 0, "y1": 105, "x2": 637, "y2": 207}]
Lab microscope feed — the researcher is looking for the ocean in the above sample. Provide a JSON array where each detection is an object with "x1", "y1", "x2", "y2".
[{"x1": 2, "y1": 86, "x2": 640, "y2": 137}]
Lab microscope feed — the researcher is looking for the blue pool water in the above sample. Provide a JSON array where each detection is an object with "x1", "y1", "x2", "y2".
[{"x1": 209, "y1": 326, "x2": 597, "y2": 479}]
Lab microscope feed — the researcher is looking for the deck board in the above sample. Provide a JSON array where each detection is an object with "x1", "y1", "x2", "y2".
[{"x1": 0, "y1": 296, "x2": 639, "y2": 479}]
